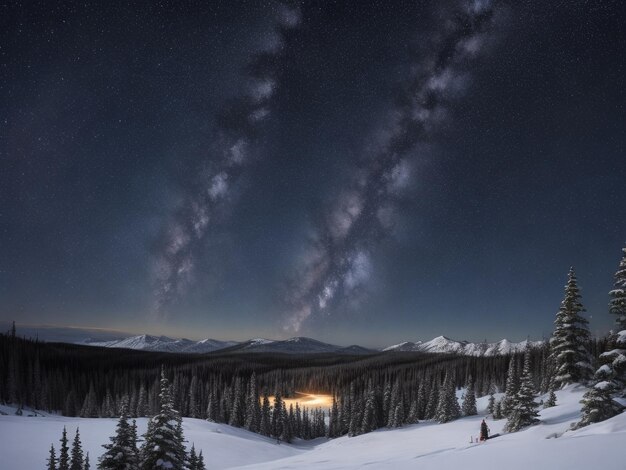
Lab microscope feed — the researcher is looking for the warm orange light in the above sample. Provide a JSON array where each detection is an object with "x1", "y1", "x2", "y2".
[{"x1": 268, "y1": 392, "x2": 333, "y2": 410}]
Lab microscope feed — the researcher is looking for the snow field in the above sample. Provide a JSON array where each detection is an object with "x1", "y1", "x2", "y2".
[{"x1": 1, "y1": 385, "x2": 624, "y2": 469}]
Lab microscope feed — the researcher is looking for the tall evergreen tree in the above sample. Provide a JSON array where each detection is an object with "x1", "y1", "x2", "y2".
[
  {"x1": 505, "y1": 347, "x2": 540, "y2": 432},
  {"x1": 188, "y1": 444, "x2": 199, "y2": 470},
  {"x1": 271, "y1": 392, "x2": 284, "y2": 441},
  {"x1": 550, "y1": 267, "x2": 593, "y2": 387},
  {"x1": 58, "y1": 427, "x2": 70, "y2": 470},
  {"x1": 260, "y1": 393, "x2": 271, "y2": 437},
  {"x1": 140, "y1": 367, "x2": 187, "y2": 470},
  {"x1": 487, "y1": 393, "x2": 496, "y2": 416},
  {"x1": 84, "y1": 453, "x2": 90, "y2": 470},
  {"x1": 576, "y1": 246, "x2": 626, "y2": 428},
  {"x1": 245, "y1": 373, "x2": 260, "y2": 432},
  {"x1": 70, "y1": 428, "x2": 84, "y2": 470},
  {"x1": 435, "y1": 371, "x2": 460, "y2": 423},
  {"x1": 501, "y1": 356, "x2": 520, "y2": 417},
  {"x1": 587, "y1": 247, "x2": 626, "y2": 394},
  {"x1": 462, "y1": 375, "x2": 477, "y2": 416},
  {"x1": 136, "y1": 384, "x2": 148, "y2": 417},
  {"x1": 47, "y1": 444, "x2": 57, "y2": 470},
  {"x1": 98, "y1": 398, "x2": 139, "y2": 470}
]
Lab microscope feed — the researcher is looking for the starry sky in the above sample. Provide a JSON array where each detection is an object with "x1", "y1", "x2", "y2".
[{"x1": 1, "y1": 0, "x2": 625, "y2": 347}]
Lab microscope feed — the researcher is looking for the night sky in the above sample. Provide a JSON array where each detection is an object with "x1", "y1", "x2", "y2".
[{"x1": 2, "y1": 1, "x2": 625, "y2": 347}]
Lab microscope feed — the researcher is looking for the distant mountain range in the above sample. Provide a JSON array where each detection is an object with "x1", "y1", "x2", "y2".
[
  {"x1": 84, "y1": 333, "x2": 543, "y2": 356},
  {"x1": 85, "y1": 335, "x2": 377, "y2": 355},
  {"x1": 3, "y1": 323, "x2": 543, "y2": 356},
  {"x1": 382, "y1": 336, "x2": 544, "y2": 356}
]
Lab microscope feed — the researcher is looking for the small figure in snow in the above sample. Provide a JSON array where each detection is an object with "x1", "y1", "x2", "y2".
[{"x1": 480, "y1": 419, "x2": 490, "y2": 442}]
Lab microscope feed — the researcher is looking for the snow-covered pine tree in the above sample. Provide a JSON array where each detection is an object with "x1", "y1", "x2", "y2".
[
  {"x1": 70, "y1": 428, "x2": 83, "y2": 470},
  {"x1": 280, "y1": 403, "x2": 293, "y2": 443},
  {"x1": 98, "y1": 398, "x2": 139, "y2": 470},
  {"x1": 550, "y1": 267, "x2": 593, "y2": 387},
  {"x1": 599, "y1": 245, "x2": 626, "y2": 395},
  {"x1": 271, "y1": 391, "x2": 284, "y2": 441},
  {"x1": 188, "y1": 376, "x2": 199, "y2": 419},
  {"x1": 102, "y1": 389, "x2": 115, "y2": 418},
  {"x1": 188, "y1": 444, "x2": 199, "y2": 470},
  {"x1": 544, "y1": 387, "x2": 557, "y2": 408},
  {"x1": 407, "y1": 400, "x2": 419, "y2": 425},
  {"x1": 80, "y1": 383, "x2": 98, "y2": 418},
  {"x1": 505, "y1": 347, "x2": 540, "y2": 432},
  {"x1": 576, "y1": 247, "x2": 626, "y2": 426},
  {"x1": 260, "y1": 393, "x2": 271, "y2": 436},
  {"x1": 493, "y1": 399, "x2": 503, "y2": 419},
  {"x1": 424, "y1": 380, "x2": 438, "y2": 419},
  {"x1": 416, "y1": 382, "x2": 427, "y2": 420},
  {"x1": 501, "y1": 356, "x2": 520, "y2": 417},
  {"x1": 435, "y1": 371, "x2": 460, "y2": 423},
  {"x1": 47, "y1": 444, "x2": 56, "y2": 470},
  {"x1": 392, "y1": 398, "x2": 405, "y2": 428},
  {"x1": 329, "y1": 395, "x2": 340, "y2": 437},
  {"x1": 245, "y1": 373, "x2": 260, "y2": 432},
  {"x1": 487, "y1": 393, "x2": 496, "y2": 416},
  {"x1": 136, "y1": 384, "x2": 148, "y2": 417},
  {"x1": 196, "y1": 450, "x2": 205, "y2": 470},
  {"x1": 140, "y1": 367, "x2": 187, "y2": 470},
  {"x1": 576, "y1": 377, "x2": 622, "y2": 428},
  {"x1": 462, "y1": 375, "x2": 477, "y2": 416},
  {"x1": 229, "y1": 376, "x2": 245, "y2": 427},
  {"x1": 59, "y1": 426, "x2": 70, "y2": 470}
]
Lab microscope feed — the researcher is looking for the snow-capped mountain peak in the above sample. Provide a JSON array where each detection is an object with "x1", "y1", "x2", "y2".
[{"x1": 383, "y1": 336, "x2": 543, "y2": 356}]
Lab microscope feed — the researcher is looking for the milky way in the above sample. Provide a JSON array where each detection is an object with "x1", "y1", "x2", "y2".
[
  {"x1": 152, "y1": 2, "x2": 301, "y2": 316},
  {"x1": 284, "y1": 0, "x2": 501, "y2": 331}
]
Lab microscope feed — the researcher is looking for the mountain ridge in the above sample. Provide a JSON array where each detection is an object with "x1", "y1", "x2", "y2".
[{"x1": 84, "y1": 333, "x2": 543, "y2": 356}]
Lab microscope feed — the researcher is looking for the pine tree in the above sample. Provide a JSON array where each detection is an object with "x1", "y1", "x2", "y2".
[
  {"x1": 229, "y1": 376, "x2": 245, "y2": 427},
  {"x1": 136, "y1": 384, "x2": 148, "y2": 417},
  {"x1": 47, "y1": 444, "x2": 57, "y2": 470},
  {"x1": 424, "y1": 380, "x2": 438, "y2": 419},
  {"x1": 84, "y1": 453, "x2": 90, "y2": 470},
  {"x1": 140, "y1": 367, "x2": 187, "y2": 470},
  {"x1": 81, "y1": 383, "x2": 98, "y2": 418},
  {"x1": 435, "y1": 371, "x2": 460, "y2": 423},
  {"x1": 493, "y1": 399, "x2": 503, "y2": 420},
  {"x1": 578, "y1": 245, "x2": 626, "y2": 428},
  {"x1": 487, "y1": 393, "x2": 496, "y2": 416},
  {"x1": 544, "y1": 388, "x2": 557, "y2": 408},
  {"x1": 361, "y1": 386, "x2": 377, "y2": 433},
  {"x1": 329, "y1": 395, "x2": 341, "y2": 437},
  {"x1": 462, "y1": 375, "x2": 477, "y2": 416},
  {"x1": 58, "y1": 427, "x2": 70, "y2": 470},
  {"x1": 505, "y1": 347, "x2": 540, "y2": 432},
  {"x1": 188, "y1": 376, "x2": 199, "y2": 419},
  {"x1": 70, "y1": 428, "x2": 84, "y2": 470},
  {"x1": 245, "y1": 373, "x2": 260, "y2": 432},
  {"x1": 501, "y1": 356, "x2": 520, "y2": 417},
  {"x1": 606, "y1": 245, "x2": 626, "y2": 395},
  {"x1": 271, "y1": 392, "x2": 284, "y2": 441},
  {"x1": 260, "y1": 393, "x2": 271, "y2": 437},
  {"x1": 407, "y1": 400, "x2": 419, "y2": 425},
  {"x1": 550, "y1": 267, "x2": 593, "y2": 387},
  {"x1": 196, "y1": 450, "x2": 205, "y2": 470},
  {"x1": 99, "y1": 398, "x2": 139, "y2": 470},
  {"x1": 188, "y1": 444, "x2": 199, "y2": 470}
]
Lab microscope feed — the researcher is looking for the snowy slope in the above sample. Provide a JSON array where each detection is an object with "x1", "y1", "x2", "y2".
[
  {"x1": 2, "y1": 385, "x2": 624, "y2": 469},
  {"x1": 383, "y1": 336, "x2": 544, "y2": 356},
  {"x1": 232, "y1": 385, "x2": 625, "y2": 470}
]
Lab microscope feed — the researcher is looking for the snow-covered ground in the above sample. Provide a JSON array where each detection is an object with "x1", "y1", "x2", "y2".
[{"x1": 1, "y1": 385, "x2": 624, "y2": 469}]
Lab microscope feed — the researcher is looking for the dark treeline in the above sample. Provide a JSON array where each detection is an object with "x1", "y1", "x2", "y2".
[{"x1": 0, "y1": 329, "x2": 610, "y2": 442}]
